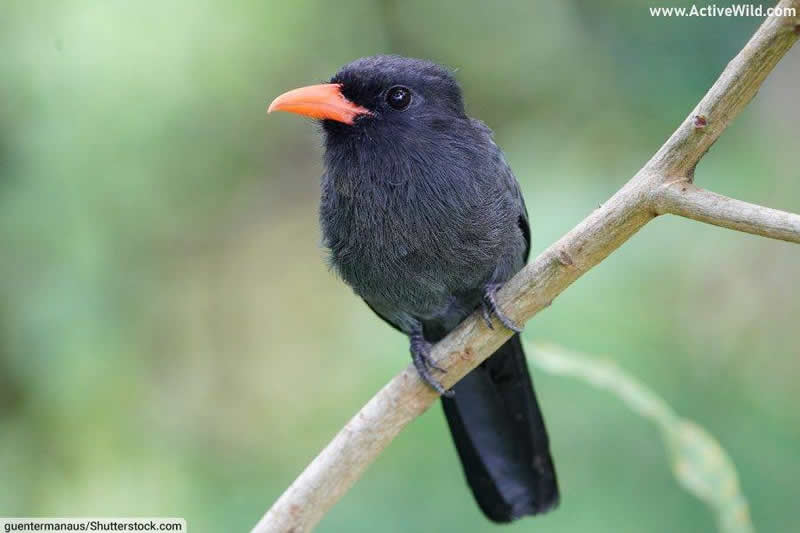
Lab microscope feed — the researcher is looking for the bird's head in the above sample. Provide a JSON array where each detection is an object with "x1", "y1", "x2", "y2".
[{"x1": 268, "y1": 55, "x2": 467, "y2": 140}]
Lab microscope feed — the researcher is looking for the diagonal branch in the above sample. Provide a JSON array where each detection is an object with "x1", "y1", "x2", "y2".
[{"x1": 252, "y1": 2, "x2": 800, "y2": 532}]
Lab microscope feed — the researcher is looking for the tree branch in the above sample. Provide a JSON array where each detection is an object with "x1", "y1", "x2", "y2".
[
  {"x1": 656, "y1": 181, "x2": 800, "y2": 243},
  {"x1": 253, "y1": 3, "x2": 800, "y2": 532}
]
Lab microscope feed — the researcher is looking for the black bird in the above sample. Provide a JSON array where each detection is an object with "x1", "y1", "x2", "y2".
[{"x1": 268, "y1": 55, "x2": 559, "y2": 523}]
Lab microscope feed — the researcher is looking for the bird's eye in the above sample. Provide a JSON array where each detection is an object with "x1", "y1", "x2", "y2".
[{"x1": 386, "y1": 86, "x2": 412, "y2": 110}]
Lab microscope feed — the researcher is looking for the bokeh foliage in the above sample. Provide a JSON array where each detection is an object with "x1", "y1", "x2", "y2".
[
  {"x1": 530, "y1": 344, "x2": 754, "y2": 533},
  {"x1": 1, "y1": 1, "x2": 798, "y2": 532}
]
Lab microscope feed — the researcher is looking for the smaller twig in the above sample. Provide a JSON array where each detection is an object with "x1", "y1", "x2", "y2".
[{"x1": 654, "y1": 181, "x2": 800, "y2": 244}]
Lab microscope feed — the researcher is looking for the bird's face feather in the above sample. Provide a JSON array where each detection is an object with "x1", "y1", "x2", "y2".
[
  {"x1": 324, "y1": 55, "x2": 466, "y2": 135},
  {"x1": 319, "y1": 56, "x2": 475, "y2": 188}
]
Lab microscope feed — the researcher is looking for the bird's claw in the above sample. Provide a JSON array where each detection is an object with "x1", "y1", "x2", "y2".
[
  {"x1": 482, "y1": 284, "x2": 523, "y2": 333},
  {"x1": 410, "y1": 334, "x2": 454, "y2": 397},
  {"x1": 481, "y1": 305, "x2": 495, "y2": 330}
]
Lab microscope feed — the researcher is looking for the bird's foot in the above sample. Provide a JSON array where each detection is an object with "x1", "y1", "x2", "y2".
[
  {"x1": 410, "y1": 334, "x2": 453, "y2": 397},
  {"x1": 482, "y1": 283, "x2": 523, "y2": 333}
]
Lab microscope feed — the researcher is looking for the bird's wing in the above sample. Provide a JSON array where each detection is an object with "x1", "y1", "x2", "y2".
[
  {"x1": 507, "y1": 166, "x2": 531, "y2": 263},
  {"x1": 471, "y1": 118, "x2": 531, "y2": 263}
]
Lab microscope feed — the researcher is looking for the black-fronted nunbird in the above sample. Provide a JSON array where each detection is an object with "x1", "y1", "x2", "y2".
[{"x1": 268, "y1": 55, "x2": 559, "y2": 523}]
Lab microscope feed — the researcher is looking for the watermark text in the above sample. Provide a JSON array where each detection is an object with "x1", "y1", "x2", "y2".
[{"x1": 650, "y1": 4, "x2": 796, "y2": 17}]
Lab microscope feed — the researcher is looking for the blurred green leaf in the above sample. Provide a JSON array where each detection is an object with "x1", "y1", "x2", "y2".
[{"x1": 529, "y1": 343, "x2": 754, "y2": 533}]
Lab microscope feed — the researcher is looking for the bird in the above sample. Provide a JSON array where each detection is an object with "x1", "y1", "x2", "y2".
[{"x1": 268, "y1": 55, "x2": 559, "y2": 523}]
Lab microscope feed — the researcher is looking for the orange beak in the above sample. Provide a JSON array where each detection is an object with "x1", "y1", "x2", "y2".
[{"x1": 267, "y1": 83, "x2": 371, "y2": 125}]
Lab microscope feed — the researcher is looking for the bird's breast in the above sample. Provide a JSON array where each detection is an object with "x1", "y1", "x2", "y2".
[{"x1": 319, "y1": 170, "x2": 516, "y2": 315}]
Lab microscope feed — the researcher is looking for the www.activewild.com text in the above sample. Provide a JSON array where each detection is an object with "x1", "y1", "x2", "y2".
[{"x1": 650, "y1": 3, "x2": 797, "y2": 16}]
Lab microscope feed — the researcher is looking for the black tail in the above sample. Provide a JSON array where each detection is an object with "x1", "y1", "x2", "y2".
[{"x1": 441, "y1": 334, "x2": 559, "y2": 522}]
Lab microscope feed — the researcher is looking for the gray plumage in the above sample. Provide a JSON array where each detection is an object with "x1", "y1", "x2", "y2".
[
  {"x1": 321, "y1": 57, "x2": 528, "y2": 335},
  {"x1": 308, "y1": 55, "x2": 557, "y2": 522}
]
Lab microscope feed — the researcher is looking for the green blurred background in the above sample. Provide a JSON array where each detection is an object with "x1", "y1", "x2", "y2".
[{"x1": 1, "y1": 1, "x2": 798, "y2": 531}]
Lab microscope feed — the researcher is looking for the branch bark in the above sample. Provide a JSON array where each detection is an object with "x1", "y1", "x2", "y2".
[
  {"x1": 253, "y1": 3, "x2": 800, "y2": 532},
  {"x1": 655, "y1": 181, "x2": 800, "y2": 243}
]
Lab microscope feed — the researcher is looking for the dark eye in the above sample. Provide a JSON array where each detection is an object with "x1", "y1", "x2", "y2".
[{"x1": 386, "y1": 86, "x2": 412, "y2": 110}]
